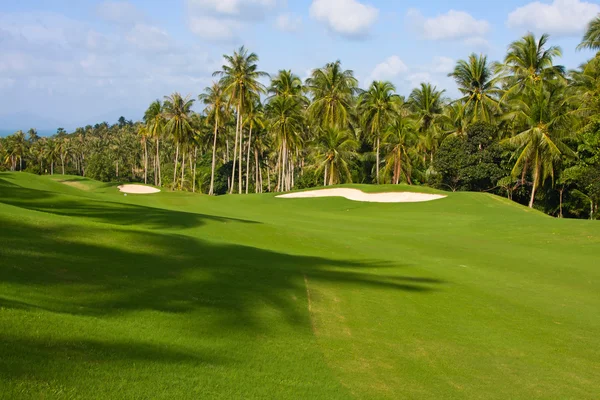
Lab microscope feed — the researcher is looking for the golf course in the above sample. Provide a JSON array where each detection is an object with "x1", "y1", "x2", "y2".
[{"x1": 0, "y1": 172, "x2": 598, "y2": 399}]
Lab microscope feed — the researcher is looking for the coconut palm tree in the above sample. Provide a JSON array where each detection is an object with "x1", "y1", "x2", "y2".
[
  {"x1": 503, "y1": 84, "x2": 575, "y2": 208},
  {"x1": 567, "y1": 57, "x2": 600, "y2": 132},
  {"x1": 306, "y1": 61, "x2": 358, "y2": 129},
  {"x1": 144, "y1": 100, "x2": 165, "y2": 186},
  {"x1": 409, "y1": 83, "x2": 446, "y2": 164},
  {"x1": 214, "y1": 46, "x2": 268, "y2": 194},
  {"x1": 499, "y1": 33, "x2": 565, "y2": 100},
  {"x1": 200, "y1": 82, "x2": 229, "y2": 195},
  {"x1": 163, "y1": 93, "x2": 194, "y2": 190},
  {"x1": 269, "y1": 70, "x2": 305, "y2": 100},
  {"x1": 44, "y1": 138, "x2": 59, "y2": 175},
  {"x1": 358, "y1": 80, "x2": 401, "y2": 183},
  {"x1": 266, "y1": 95, "x2": 304, "y2": 192},
  {"x1": 383, "y1": 117, "x2": 418, "y2": 184},
  {"x1": 578, "y1": 15, "x2": 600, "y2": 51},
  {"x1": 138, "y1": 125, "x2": 149, "y2": 184},
  {"x1": 244, "y1": 98, "x2": 265, "y2": 194},
  {"x1": 313, "y1": 126, "x2": 358, "y2": 186},
  {"x1": 448, "y1": 53, "x2": 501, "y2": 123}
]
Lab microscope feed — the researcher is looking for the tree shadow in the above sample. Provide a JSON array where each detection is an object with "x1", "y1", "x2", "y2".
[
  {"x1": 0, "y1": 176, "x2": 257, "y2": 230},
  {"x1": 0, "y1": 177, "x2": 446, "y2": 396}
]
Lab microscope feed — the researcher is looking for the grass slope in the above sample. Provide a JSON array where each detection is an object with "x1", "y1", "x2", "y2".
[{"x1": 1, "y1": 172, "x2": 599, "y2": 399}]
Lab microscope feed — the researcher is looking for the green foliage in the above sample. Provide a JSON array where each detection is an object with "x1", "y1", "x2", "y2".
[{"x1": 433, "y1": 122, "x2": 508, "y2": 191}]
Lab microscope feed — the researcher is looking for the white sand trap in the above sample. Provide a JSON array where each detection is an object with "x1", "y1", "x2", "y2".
[
  {"x1": 118, "y1": 184, "x2": 161, "y2": 194},
  {"x1": 277, "y1": 188, "x2": 446, "y2": 203}
]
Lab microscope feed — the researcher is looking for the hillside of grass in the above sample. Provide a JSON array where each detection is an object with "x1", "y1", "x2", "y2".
[{"x1": 1, "y1": 172, "x2": 599, "y2": 399}]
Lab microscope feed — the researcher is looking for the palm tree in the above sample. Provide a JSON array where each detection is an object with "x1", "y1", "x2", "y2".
[
  {"x1": 503, "y1": 84, "x2": 574, "y2": 208},
  {"x1": 200, "y1": 82, "x2": 229, "y2": 195},
  {"x1": 306, "y1": 60, "x2": 358, "y2": 129},
  {"x1": 266, "y1": 95, "x2": 304, "y2": 192},
  {"x1": 440, "y1": 102, "x2": 469, "y2": 139},
  {"x1": 499, "y1": 33, "x2": 565, "y2": 100},
  {"x1": 383, "y1": 117, "x2": 418, "y2": 184},
  {"x1": 358, "y1": 80, "x2": 401, "y2": 183},
  {"x1": 244, "y1": 98, "x2": 265, "y2": 194},
  {"x1": 214, "y1": 46, "x2": 268, "y2": 194},
  {"x1": 313, "y1": 127, "x2": 358, "y2": 186},
  {"x1": 268, "y1": 70, "x2": 306, "y2": 102},
  {"x1": 58, "y1": 137, "x2": 70, "y2": 175},
  {"x1": 409, "y1": 83, "x2": 446, "y2": 164},
  {"x1": 144, "y1": 100, "x2": 165, "y2": 186},
  {"x1": 44, "y1": 138, "x2": 59, "y2": 175},
  {"x1": 567, "y1": 57, "x2": 600, "y2": 132},
  {"x1": 578, "y1": 15, "x2": 600, "y2": 51},
  {"x1": 138, "y1": 125, "x2": 149, "y2": 184},
  {"x1": 163, "y1": 93, "x2": 194, "y2": 190},
  {"x1": 448, "y1": 53, "x2": 501, "y2": 123}
]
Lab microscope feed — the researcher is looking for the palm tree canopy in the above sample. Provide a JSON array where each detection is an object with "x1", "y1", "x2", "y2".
[
  {"x1": 499, "y1": 33, "x2": 565, "y2": 98},
  {"x1": 448, "y1": 53, "x2": 501, "y2": 123},
  {"x1": 357, "y1": 80, "x2": 401, "y2": 142},
  {"x1": 214, "y1": 46, "x2": 268, "y2": 111},
  {"x1": 163, "y1": 93, "x2": 195, "y2": 145},
  {"x1": 578, "y1": 15, "x2": 600, "y2": 51},
  {"x1": 306, "y1": 61, "x2": 358, "y2": 128}
]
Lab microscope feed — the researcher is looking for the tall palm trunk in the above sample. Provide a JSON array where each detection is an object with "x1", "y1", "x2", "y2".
[
  {"x1": 156, "y1": 138, "x2": 161, "y2": 186},
  {"x1": 193, "y1": 147, "x2": 198, "y2": 193},
  {"x1": 61, "y1": 157, "x2": 65, "y2": 175},
  {"x1": 529, "y1": 159, "x2": 540, "y2": 208},
  {"x1": 238, "y1": 114, "x2": 244, "y2": 194},
  {"x1": 173, "y1": 142, "x2": 179, "y2": 190},
  {"x1": 51, "y1": 161, "x2": 54, "y2": 175},
  {"x1": 230, "y1": 104, "x2": 241, "y2": 194},
  {"x1": 181, "y1": 149, "x2": 186, "y2": 190},
  {"x1": 245, "y1": 123, "x2": 253, "y2": 194},
  {"x1": 254, "y1": 148, "x2": 259, "y2": 193},
  {"x1": 376, "y1": 136, "x2": 380, "y2": 184},
  {"x1": 324, "y1": 164, "x2": 328, "y2": 186},
  {"x1": 19, "y1": 156, "x2": 23, "y2": 172},
  {"x1": 209, "y1": 116, "x2": 219, "y2": 196},
  {"x1": 144, "y1": 139, "x2": 148, "y2": 184}
]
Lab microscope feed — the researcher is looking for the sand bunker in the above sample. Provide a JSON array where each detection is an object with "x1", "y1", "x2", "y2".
[
  {"x1": 118, "y1": 184, "x2": 161, "y2": 194},
  {"x1": 277, "y1": 188, "x2": 446, "y2": 203}
]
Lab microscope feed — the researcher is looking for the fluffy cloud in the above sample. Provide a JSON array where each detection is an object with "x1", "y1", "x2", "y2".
[
  {"x1": 407, "y1": 8, "x2": 490, "y2": 41},
  {"x1": 275, "y1": 13, "x2": 302, "y2": 32},
  {"x1": 0, "y1": 11, "x2": 218, "y2": 125},
  {"x1": 365, "y1": 56, "x2": 457, "y2": 95},
  {"x1": 186, "y1": 0, "x2": 279, "y2": 40},
  {"x1": 507, "y1": 0, "x2": 600, "y2": 36},
  {"x1": 310, "y1": 0, "x2": 379, "y2": 38},
  {"x1": 367, "y1": 56, "x2": 408, "y2": 83}
]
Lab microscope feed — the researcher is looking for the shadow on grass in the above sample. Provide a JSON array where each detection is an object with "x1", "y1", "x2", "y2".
[
  {"x1": 0, "y1": 176, "x2": 256, "y2": 229},
  {"x1": 0, "y1": 176, "x2": 446, "y2": 394}
]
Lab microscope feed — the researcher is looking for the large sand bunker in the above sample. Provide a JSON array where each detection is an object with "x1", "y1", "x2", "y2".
[
  {"x1": 118, "y1": 184, "x2": 161, "y2": 194},
  {"x1": 277, "y1": 188, "x2": 446, "y2": 203}
]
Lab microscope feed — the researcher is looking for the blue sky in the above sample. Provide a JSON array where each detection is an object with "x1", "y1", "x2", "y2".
[{"x1": 1, "y1": 0, "x2": 598, "y2": 130}]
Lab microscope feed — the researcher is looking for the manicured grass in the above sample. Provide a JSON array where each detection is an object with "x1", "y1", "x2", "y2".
[{"x1": 1, "y1": 172, "x2": 599, "y2": 399}]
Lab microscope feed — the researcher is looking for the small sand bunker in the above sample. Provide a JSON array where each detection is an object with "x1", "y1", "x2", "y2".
[
  {"x1": 277, "y1": 188, "x2": 446, "y2": 203},
  {"x1": 118, "y1": 184, "x2": 161, "y2": 194}
]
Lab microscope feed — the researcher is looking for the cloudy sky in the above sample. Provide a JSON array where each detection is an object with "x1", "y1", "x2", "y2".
[{"x1": 1, "y1": 0, "x2": 598, "y2": 130}]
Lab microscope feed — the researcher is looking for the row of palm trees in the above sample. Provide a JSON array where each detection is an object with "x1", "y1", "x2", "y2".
[{"x1": 3, "y1": 16, "x2": 600, "y2": 214}]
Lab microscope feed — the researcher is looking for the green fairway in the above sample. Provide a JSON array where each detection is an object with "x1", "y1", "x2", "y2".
[{"x1": 1, "y1": 172, "x2": 599, "y2": 399}]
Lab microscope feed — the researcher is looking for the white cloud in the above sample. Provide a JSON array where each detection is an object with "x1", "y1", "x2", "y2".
[
  {"x1": 96, "y1": 1, "x2": 143, "y2": 25},
  {"x1": 367, "y1": 56, "x2": 408, "y2": 83},
  {"x1": 310, "y1": 0, "x2": 379, "y2": 38},
  {"x1": 186, "y1": 0, "x2": 279, "y2": 40},
  {"x1": 275, "y1": 13, "x2": 302, "y2": 32},
  {"x1": 407, "y1": 8, "x2": 490, "y2": 41},
  {"x1": 507, "y1": 0, "x2": 600, "y2": 36}
]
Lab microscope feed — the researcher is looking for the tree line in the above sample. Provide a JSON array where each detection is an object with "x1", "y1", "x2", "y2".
[{"x1": 2, "y1": 17, "x2": 600, "y2": 219}]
